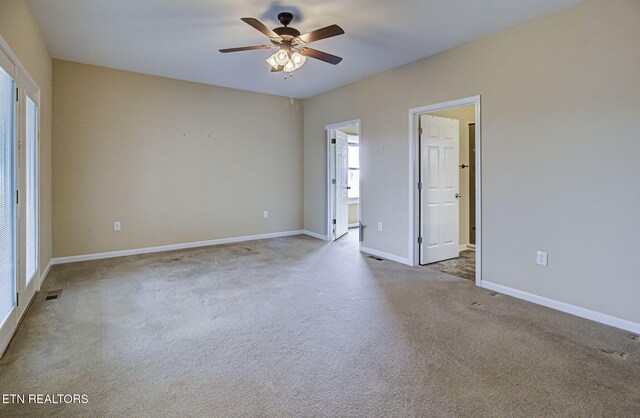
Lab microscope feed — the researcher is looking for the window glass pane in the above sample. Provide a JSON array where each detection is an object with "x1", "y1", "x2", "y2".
[
  {"x1": 0, "y1": 66, "x2": 16, "y2": 321},
  {"x1": 348, "y1": 169, "x2": 359, "y2": 199},
  {"x1": 348, "y1": 145, "x2": 359, "y2": 169},
  {"x1": 26, "y1": 96, "x2": 38, "y2": 283}
]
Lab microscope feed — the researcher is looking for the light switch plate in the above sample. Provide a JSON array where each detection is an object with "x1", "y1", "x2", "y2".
[{"x1": 114, "y1": 221, "x2": 121, "y2": 231}]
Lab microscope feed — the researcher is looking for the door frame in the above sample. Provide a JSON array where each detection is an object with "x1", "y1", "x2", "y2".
[
  {"x1": 408, "y1": 96, "x2": 482, "y2": 285},
  {"x1": 16, "y1": 75, "x2": 40, "y2": 322},
  {"x1": 325, "y1": 119, "x2": 361, "y2": 242}
]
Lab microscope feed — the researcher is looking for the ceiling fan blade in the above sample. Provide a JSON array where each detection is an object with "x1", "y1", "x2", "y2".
[
  {"x1": 300, "y1": 47, "x2": 343, "y2": 65},
  {"x1": 241, "y1": 17, "x2": 280, "y2": 39},
  {"x1": 296, "y1": 24, "x2": 344, "y2": 44},
  {"x1": 219, "y1": 45, "x2": 273, "y2": 53},
  {"x1": 271, "y1": 66, "x2": 283, "y2": 72}
]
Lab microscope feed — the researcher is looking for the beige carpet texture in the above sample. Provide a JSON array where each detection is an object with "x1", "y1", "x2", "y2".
[{"x1": 0, "y1": 233, "x2": 639, "y2": 416}]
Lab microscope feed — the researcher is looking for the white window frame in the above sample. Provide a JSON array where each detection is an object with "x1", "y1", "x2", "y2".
[{"x1": 25, "y1": 94, "x2": 39, "y2": 284}]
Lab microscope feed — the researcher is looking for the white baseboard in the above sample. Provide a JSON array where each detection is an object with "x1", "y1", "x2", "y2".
[
  {"x1": 467, "y1": 243, "x2": 476, "y2": 249},
  {"x1": 52, "y1": 230, "x2": 304, "y2": 265},
  {"x1": 459, "y1": 244, "x2": 476, "y2": 251},
  {"x1": 348, "y1": 223, "x2": 360, "y2": 228},
  {"x1": 303, "y1": 230, "x2": 327, "y2": 241},
  {"x1": 481, "y1": 280, "x2": 640, "y2": 334},
  {"x1": 360, "y1": 246, "x2": 412, "y2": 266},
  {"x1": 38, "y1": 259, "x2": 54, "y2": 289}
]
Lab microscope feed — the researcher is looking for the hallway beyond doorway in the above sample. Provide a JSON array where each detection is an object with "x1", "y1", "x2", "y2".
[{"x1": 426, "y1": 249, "x2": 475, "y2": 281}]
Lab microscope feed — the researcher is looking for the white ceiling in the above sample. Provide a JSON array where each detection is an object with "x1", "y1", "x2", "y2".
[{"x1": 28, "y1": 0, "x2": 581, "y2": 99}]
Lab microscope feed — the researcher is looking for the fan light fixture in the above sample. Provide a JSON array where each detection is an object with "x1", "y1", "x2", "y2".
[{"x1": 266, "y1": 48, "x2": 306, "y2": 73}]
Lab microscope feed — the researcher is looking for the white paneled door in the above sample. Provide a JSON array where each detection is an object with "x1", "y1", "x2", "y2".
[
  {"x1": 419, "y1": 115, "x2": 460, "y2": 264},
  {"x1": 334, "y1": 130, "x2": 349, "y2": 239}
]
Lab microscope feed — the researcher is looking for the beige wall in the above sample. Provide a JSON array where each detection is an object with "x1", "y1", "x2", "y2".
[
  {"x1": 430, "y1": 106, "x2": 475, "y2": 245},
  {"x1": 0, "y1": 0, "x2": 53, "y2": 280},
  {"x1": 303, "y1": 0, "x2": 640, "y2": 322},
  {"x1": 53, "y1": 60, "x2": 303, "y2": 257}
]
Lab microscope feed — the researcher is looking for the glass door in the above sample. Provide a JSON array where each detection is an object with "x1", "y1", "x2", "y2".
[
  {"x1": 0, "y1": 61, "x2": 17, "y2": 353},
  {"x1": 0, "y1": 45, "x2": 40, "y2": 355}
]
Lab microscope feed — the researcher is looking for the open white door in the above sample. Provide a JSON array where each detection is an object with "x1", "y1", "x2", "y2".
[
  {"x1": 419, "y1": 114, "x2": 459, "y2": 264},
  {"x1": 334, "y1": 130, "x2": 349, "y2": 239}
]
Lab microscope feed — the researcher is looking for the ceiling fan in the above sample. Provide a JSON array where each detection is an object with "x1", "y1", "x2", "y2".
[{"x1": 219, "y1": 12, "x2": 344, "y2": 73}]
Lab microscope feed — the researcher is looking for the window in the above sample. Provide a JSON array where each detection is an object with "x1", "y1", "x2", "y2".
[
  {"x1": 25, "y1": 96, "x2": 38, "y2": 283},
  {"x1": 347, "y1": 139, "x2": 359, "y2": 200}
]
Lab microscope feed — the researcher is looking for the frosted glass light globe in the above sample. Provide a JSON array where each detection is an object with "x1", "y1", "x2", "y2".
[
  {"x1": 266, "y1": 54, "x2": 278, "y2": 69},
  {"x1": 291, "y1": 52, "x2": 306, "y2": 69},
  {"x1": 283, "y1": 59, "x2": 295, "y2": 73},
  {"x1": 274, "y1": 49, "x2": 289, "y2": 66}
]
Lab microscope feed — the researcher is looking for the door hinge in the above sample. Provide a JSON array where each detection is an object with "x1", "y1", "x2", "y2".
[
  {"x1": 16, "y1": 87, "x2": 19, "y2": 101},
  {"x1": 419, "y1": 127, "x2": 423, "y2": 135},
  {"x1": 16, "y1": 190, "x2": 18, "y2": 205},
  {"x1": 331, "y1": 138, "x2": 336, "y2": 144},
  {"x1": 332, "y1": 179, "x2": 336, "y2": 185},
  {"x1": 418, "y1": 236, "x2": 423, "y2": 244},
  {"x1": 417, "y1": 182, "x2": 423, "y2": 190},
  {"x1": 16, "y1": 292, "x2": 19, "y2": 306},
  {"x1": 333, "y1": 219, "x2": 336, "y2": 225}
]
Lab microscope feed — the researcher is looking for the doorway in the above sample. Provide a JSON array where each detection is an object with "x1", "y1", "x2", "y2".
[
  {"x1": 409, "y1": 96, "x2": 481, "y2": 284},
  {"x1": 326, "y1": 120, "x2": 360, "y2": 242}
]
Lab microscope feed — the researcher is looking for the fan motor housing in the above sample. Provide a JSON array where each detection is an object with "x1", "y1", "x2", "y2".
[{"x1": 273, "y1": 26, "x2": 301, "y2": 38}]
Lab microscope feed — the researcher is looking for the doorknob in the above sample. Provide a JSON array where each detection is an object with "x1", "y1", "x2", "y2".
[{"x1": 455, "y1": 193, "x2": 462, "y2": 198}]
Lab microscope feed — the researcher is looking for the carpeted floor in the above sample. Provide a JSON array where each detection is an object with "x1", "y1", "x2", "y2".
[
  {"x1": 426, "y1": 249, "x2": 476, "y2": 281},
  {"x1": 0, "y1": 232, "x2": 639, "y2": 416}
]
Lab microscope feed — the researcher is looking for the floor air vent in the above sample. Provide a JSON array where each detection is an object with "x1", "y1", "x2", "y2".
[{"x1": 45, "y1": 290, "x2": 62, "y2": 301}]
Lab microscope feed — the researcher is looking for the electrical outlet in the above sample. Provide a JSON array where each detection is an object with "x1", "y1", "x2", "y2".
[
  {"x1": 378, "y1": 222, "x2": 383, "y2": 232},
  {"x1": 263, "y1": 211, "x2": 268, "y2": 219},
  {"x1": 536, "y1": 251, "x2": 548, "y2": 266},
  {"x1": 113, "y1": 221, "x2": 121, "y2": 231}
]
